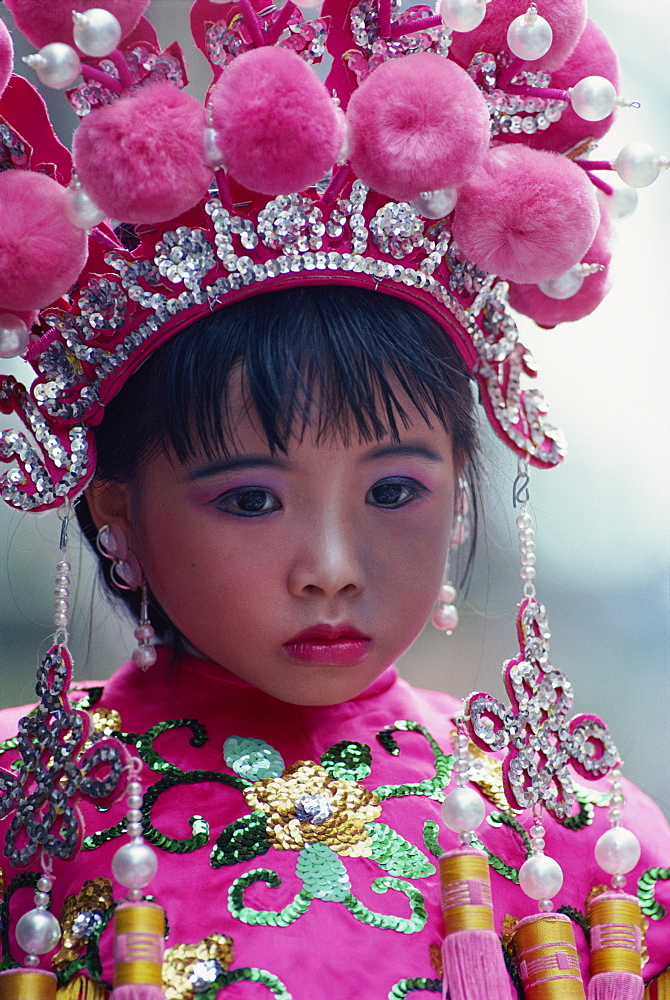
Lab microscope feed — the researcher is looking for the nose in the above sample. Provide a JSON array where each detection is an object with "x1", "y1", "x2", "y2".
[{"x1": 287, "y1": 516, "x2": 364, "y2": 600}]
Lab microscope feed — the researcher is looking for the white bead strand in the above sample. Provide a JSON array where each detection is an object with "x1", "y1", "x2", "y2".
[
  {"x1": 518, "y1": 812, "x2": 564, "y2": 911},
  {"x1": 594, "y1": 769, "x2": 641, "y2": 890},
  {"x1": 441, "y1": 727, "x2": 485, "y2": 844},
  {"x1": 111, "y1": 769, "x2": 158, "y2": 900},
  {"x1": 15, "y1": 870, "x2": 61, "y2": 964}
]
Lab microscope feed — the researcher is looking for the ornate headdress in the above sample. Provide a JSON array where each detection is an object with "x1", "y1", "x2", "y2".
[{"x1": 1, "y1": 0, "x2": 666, "y2": 512}]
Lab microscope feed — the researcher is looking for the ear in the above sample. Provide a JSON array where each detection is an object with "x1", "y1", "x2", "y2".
[{"x1": 84, "y1": 478, "x2": 134, "y2": 541}]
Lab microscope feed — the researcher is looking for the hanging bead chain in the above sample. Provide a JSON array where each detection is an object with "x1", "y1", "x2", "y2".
[
  {"x1": 54, "y1": 503, "x2": 73, "y2": 647},
  {"x1": 441, "y1": 717, "x2": 485, "y2": 843},
  {"x1": 513, "y1": 458, "x2": 537, "y2": 600},
  {"x1": 14, "y1": 855, "x2": 61, "y2": 964},
  {"x1": 111, "y1": 759, "x2": 158, "y2": 898},
  {"x1": 518, "y1": 803, "x2": 564, "y2": 911},
  {"x1": 131, "y1": 584, "x2": 157, "y2": 671},
  {"x1": 594, "y1": 768, "x2": 641, "y2": 890}
]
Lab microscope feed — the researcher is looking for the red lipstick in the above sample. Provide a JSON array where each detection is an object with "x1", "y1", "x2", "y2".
[{"x1": 282, "y1": 624, "x2": 371, "y2": 666}]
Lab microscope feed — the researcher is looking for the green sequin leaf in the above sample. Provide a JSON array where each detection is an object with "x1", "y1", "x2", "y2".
[
  {"x1": 321, "y1": 740, "x2": 372, "y2": 781},
  {"x1": 638, "y1": 867, "x2": 670, "y2": 920},
  {"x1": 211, "y1": 810, "x2": 272, "y2": 868},
  {"x1": 422, "y1": 820, "x2": 443, "y2": 860},
  {"x1": 228, "y1": 869, "x2": 312, "y2": 926},
  {"x1": 388, "y1": 978, "x2": 442, "y2": 998},
  {"x1": 374, "y1": 721, "x2": 454, "y2": 802},
  {"x1": 296, "y1": 843, "x2": 351, "y2": 901},
  {"x1": 367, "y1": 823, "x2": 435, "y2": 878},
  {"x1": 224, "y1": 736, "x2": 285, "y2": 780}
]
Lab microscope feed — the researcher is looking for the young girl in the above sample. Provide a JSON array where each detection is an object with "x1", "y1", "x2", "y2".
[{"x1": 1, "y1": 0, "x2": 668, "y2": 997}]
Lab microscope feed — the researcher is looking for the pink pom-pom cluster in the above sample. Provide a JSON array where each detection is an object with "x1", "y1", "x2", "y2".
[
  {"x1": 209, "y1": 47, "x2": 344, "y2": 196},
  {"x1": 0, "y1": 171, "x2": 88, "y2": 312},
  {"x1": 508, "y1": 206, "x2": 612, "y2": 326},
  {"x1": 453, "y1": 145, "x2": 600, "y2": 284},
  {"x1": 74, "y1": 82, "x2": 213, "y2": 223},
  {"x1": 4, "y1": 0, "x2": 150, "y2": 49},
  {"x1": 346, "y1": 53, "x2": 490, "y2": 202},
  {"x1": 449, "y1": 0, "x2": 587, "y2": 73},
  {"x1": 0, "y1": 19, "x2": 13, "y2": 98}
]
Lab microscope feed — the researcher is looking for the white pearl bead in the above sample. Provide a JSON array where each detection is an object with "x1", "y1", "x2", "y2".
[
  {"x1": 126, "y1": 822, "x2": 143, "y2": 837},
  {"x1": 336, "y1": 110, "x2": 351, "y2": 163},
  {"x1": 519, "y1": 853, "x2": 563, "y2": 900},
  {"x1": 128, "y1": 781, "x2": 143, "y2": 795},
  {"x1": 72, "y1": 9, "x2": 122, "y2": 58},
  {"x1": 539, "y1": 266, "x2": 584, "y2": 300},
  {"x1": 538, "y1": 898, "x2": 554, "y2": 912},
  {"x1": 569, "y1": 76, "x2": 617, "y2": 122},
  {"x1": 37, "y1": 877, "x2": 52, "y2": 892},
  {"x1": 34, "y1": 892, "x2": 50, "y2": 907},
  {"x1": 24, "y1": 44, "x2": 81, "y2": 89},
  {"x1": 615, "y1": 142, "x2": 662, "y2": 188},
  {"x1": 127, "y1": 794, "x2": 143, "y2": 809},
  {"x1": 56, "y1": 562, "x2": 71, "y2": 572},
  {"x1": 413, "y1": 188, "x2": 458, "y2": 220},
  {"x1": 112, "y1": 841, "x2": 158, "y2": 889},
  {"x1": 132, "y1": 645, "x2": 158, "y2": 671},
  {"x1": 24, "y1": 955, "x2": 41, "y2": 968},
  {"x1": 204, "y1": 126, "x2": 225, "y2": 169},
  {"x1": 439, "y1": 0, "x2": 487, "y2": 32},
  {"x1": 439, "y1": 583, "x2": 457, "y2": 604},
  {"x1": 507, "y1": 6, "x2": 553, "y2": 61},
  {"x1": 611, "y1": 873, "x2": 627, "y2": 889},
  {"x1": 65, "y1": 184, "x2": 106, "y2": 230},
  {"x1": 54, "y1": 612, "x2": 70, "y2": 627},
  {"x1": 594, "y1": 826, "x2": 641, "y2": 875},
  {"x1": 441, "y1": 786, "x2": 485, "y2": 832},
  {"x1": 0, "y1": 313, "x2": 30, "y2": 359},
  {"x1": 432, "y1": 603, "x2": 459, "y2": 632},
  {"x1": 16, "y1": 908, "x2": 61, "y2": 954}
]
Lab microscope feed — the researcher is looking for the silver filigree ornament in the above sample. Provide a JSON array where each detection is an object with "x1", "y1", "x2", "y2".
[
  {"x1": 0, "y1": 645, "x2": 130, "y2": 867},
  {"x1": 464, "y1": 597, "x2": 620, "y2": 820}
]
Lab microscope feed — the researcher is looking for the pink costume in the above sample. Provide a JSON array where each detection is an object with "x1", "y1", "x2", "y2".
[{"x1": 1, "y1": 647, "x2": 668, "y2": 999}]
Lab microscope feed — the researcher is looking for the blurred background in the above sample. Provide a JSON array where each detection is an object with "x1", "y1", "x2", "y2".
[{"x1": 1, "y1": 0, "x2": 668, "y2": 813}]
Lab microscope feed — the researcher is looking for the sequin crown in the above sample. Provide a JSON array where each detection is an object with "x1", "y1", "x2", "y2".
[{"x1": 0, "y1": 0, "x2": 666, "y2": 511}]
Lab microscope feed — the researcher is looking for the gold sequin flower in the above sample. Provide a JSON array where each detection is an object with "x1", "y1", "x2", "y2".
[
  {"x1": 244, "y1": 761, "x2": 381, "y2": 857},
  {"x1": 163, "y1": 934, "x2": 234, "y2": 1000},
  {"x1": 53, "y1": 878, "x2": 114, "y2": 969}
]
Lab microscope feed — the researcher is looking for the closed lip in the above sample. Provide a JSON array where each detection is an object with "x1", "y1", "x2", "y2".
[
  {"x1": 284, "y1": 623, "x2": 370, "y2": 644},
  {"x1": 282, "y1": 624, "x2": 372, "y2": 666}
]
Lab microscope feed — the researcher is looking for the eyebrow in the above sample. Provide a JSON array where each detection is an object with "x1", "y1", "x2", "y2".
[
  {"x1": 189, "y1": 455, "x2": 290, "y2": 481},
  {"x1": 361, "y1": 444, "x2": 445, "y2": 463}
]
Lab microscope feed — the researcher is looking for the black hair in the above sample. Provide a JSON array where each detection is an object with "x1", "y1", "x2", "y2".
[{"x1": 76, "y1": 285, "x2": 482, "y2": 641}]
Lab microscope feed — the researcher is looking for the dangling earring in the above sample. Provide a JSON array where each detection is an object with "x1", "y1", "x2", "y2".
[
  {"x1": 432, "y1": 580, "x2": 459, "y2": 633},
  {"x1": 450, "y1": 475, "x2": 471, "y2": 550},
  {"x1": 97, "y1": 524, "x2": 156, "y2": 670}
]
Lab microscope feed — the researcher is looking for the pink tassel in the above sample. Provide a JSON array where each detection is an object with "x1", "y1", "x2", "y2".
[
  {"x1": 587, "y1": 892, "x2": 644, "y2": 1000},
  {"x1": 111, "y1": 901, "x2": 166, "y2": 1000},
  {"x1": 439, "y1": 849, "x2": 512, "y2": 1000},
  {"x1": 588, "y1": 971, "x2": 643, "y2": 1000}
]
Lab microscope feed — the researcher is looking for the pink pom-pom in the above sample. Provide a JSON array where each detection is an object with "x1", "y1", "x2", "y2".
[
  {"x1": 73, "y1": 83, "x2": 213, "y2": 223},
  {"x1": 449, "y1": 0, "x2": 587, "y2": 73},
  {"x1": 4, "y1": 0, "x2": 150, "y2": 49},
  {"x1": 0, "y1": 171, "x2": 88, "y2": 312},
  {"x1": 452, "y1": 145, "x2": 599, "y2": 284},
  {"x1": 210, "y1": 46, "x2": 343, "y2": 196},
  {"x1": 347, "y1": 52, "x2": 490, "y2": 202},
  {"x1": 508, "y1": 206, "x2": 612, "y2": 326},
  {"x1": 0, "y1": 19, "x2": 13, "y2": 98}
]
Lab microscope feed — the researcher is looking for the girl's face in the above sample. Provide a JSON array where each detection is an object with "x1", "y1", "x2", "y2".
[{"x1": 90, "y1": 379, "x2": 459, "y2": 705}]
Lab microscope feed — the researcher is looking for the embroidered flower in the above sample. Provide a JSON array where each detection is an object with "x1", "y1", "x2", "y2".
[
  {"x1": 163, "y1": 934, "x2": 234, "y2": 1000},
  {"x1": 244, "y1": 760, "x2": 382, "y2": 857}
]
